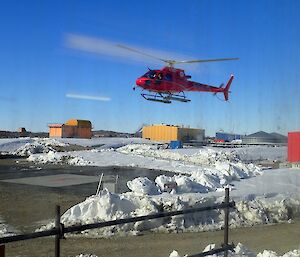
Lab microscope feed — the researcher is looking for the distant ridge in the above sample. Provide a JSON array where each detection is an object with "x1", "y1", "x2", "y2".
[
  {"x1": 0, "y1": 130, "x2": 48, "y2": 138},
  {"x1": 92, "y1": 130, "x2": 134, "y2": 138}
]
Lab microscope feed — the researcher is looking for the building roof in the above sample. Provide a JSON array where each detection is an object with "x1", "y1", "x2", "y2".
[
  {"x1": 48, "y1": 124, "x2": 63, "y2": 128},
  {"x1": 245, "y1": 131, "x2": 274, "y2": 139},
  {"x1": 270, "y1": 132, "x2": 287, "y2": 140},
  {"x1": 65, "y1": 119, "x2": 92, "y2": 127},
  {"x1": 244, "y1": 131, "x2": 287, "y2": 144}
]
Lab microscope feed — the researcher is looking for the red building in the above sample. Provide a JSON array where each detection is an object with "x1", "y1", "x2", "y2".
[{"x1": 288, "y1": 132, "x2": 300, "y2": 163}]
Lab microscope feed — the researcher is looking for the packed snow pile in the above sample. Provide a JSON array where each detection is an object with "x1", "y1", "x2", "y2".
[
  {"x1": 8, "y1": 138, "x2": 69, "y2": 156},
  {"x1": 38, "y1": 189, "x2": 300, "y2": 238},
  {"x1": 2, "y1": 138, "x2": 95, "y2": 165},
  {"x1": 127, "y1": 173, "x2": 222, "y2": 195},
  {"x1": 0, "y1": 218, "x2": 15, "y2": 237},
  {"x1": 75, "y1": 254, "x2": 98, "y2": 257},
  {"x1": 28, "y1": 150, "x2": 93, "y2": 166},
  {"x1": 0, "y1": 223, "x2": 11, "y2": 237},
  {"x1": 117, "y1": 144, "x2": 240, "y2": 165},
  {"x1": 119, "y1": 145, "x2": 262, "y2": 194},
  {"x1": 232, "y1": 146, "x2": 287, "y2": 162},
  {"x1": 127, "y1": 177, "x2": 161, "y2": 195},
  {"x1": 170, "y1": 243, "x2": 300, "y2": 257},
  {"x1": 0, "y1": 137, "x2": 34, "y2": 153},
  {"x1": 232, "y1": 197, "x2": 300, "y2": 227},
  {"x1": 57, "y1": 137, "x2": 152, "y2": 148},
  {"x1": 117, "y1": 144, "x2": 261, "y2": 177}
]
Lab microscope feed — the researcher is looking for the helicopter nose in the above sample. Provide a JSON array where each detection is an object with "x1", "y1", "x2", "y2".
[
  {"x1": 136, "y1": 78, "x2": 150, "y2": 87},
  {"x1": 136, "y1": 78, "x2": 143, "y2": 86}
]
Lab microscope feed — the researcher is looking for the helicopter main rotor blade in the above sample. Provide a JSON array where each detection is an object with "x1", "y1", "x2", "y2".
[
  {"x1": 174, "y1": 58, "x2": 239, "y2": 64},
  {"x1": 117, "y1": 44, "x2": 171, "y2": 64},
  {"x1": 66, "y1": 34, "x2": 239, "y2": 67},
  {"x1": 117, "y1": 44, "x2": 239, "y2": 66}
]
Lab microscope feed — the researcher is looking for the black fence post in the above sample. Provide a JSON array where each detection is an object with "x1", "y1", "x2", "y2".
[
  {"x1": 223, "y1": 188, "x2": 229, "y2": 257},
  {"x1": 55, "y1": 205, "x2": 61, "y2": 257},
  {"x1": 0, "y1": 244, "x2": 4, "y2": 257}
]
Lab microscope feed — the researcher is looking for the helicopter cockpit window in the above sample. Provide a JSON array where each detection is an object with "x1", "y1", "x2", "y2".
[
  {"x1": 165, "y1": 73, "x2": 172, "y2": 81},
  {"x1": 142, "y1": 70, "x2": 156, "y2": 79}
]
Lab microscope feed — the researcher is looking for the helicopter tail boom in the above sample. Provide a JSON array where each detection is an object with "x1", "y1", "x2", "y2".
[{"x1": 223, "y1": 75, "x2": 234, "y2": 101}]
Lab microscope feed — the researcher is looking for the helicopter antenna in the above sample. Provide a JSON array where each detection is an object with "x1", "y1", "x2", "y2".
[{"x1": 117, "y1": 44, "x2": 239, "y2": 67}]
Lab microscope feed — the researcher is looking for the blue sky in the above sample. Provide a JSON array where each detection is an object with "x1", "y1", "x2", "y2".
[{"x1": 0, "y1": 0, "x2": 299, "y2": 136}]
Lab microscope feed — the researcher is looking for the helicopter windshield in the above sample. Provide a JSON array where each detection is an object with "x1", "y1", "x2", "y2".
[{"x1": 142, "y1": 70, "x2": 156, "y2": 79}]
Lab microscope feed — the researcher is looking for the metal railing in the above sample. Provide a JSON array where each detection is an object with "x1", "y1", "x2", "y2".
[{"x1": 0, "y1": 188, "x2": 235, "y2": 257}]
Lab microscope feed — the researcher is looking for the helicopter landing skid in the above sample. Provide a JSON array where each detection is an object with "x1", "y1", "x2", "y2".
[{"x1": 141, "y1": 92, "x2": 191, "y2": 104}]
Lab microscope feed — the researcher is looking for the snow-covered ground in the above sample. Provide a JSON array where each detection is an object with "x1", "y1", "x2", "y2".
[{"x1": 0, "y1": 138, "x2": 297, "y2": 248}]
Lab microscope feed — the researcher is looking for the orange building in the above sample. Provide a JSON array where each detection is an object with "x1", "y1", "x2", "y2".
[{"x1": 49, "y1": 119, "x2": 92, "y2": 139}]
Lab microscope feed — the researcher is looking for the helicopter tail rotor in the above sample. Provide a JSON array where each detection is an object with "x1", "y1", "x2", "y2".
[{"x1": 223, "y1": 75, "x2": 234, "y2": 101}]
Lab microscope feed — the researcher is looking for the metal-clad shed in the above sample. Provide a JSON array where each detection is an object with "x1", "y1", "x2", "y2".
[
  {"x1": 270, "y1": 132, "x2": 288, "y2": 144},
  {"x1": 242, "y1": 131, "x2": 287, "y2": 145},
  {"x1": 178, "y1": 127, "x2": 205, "y2": 142}
]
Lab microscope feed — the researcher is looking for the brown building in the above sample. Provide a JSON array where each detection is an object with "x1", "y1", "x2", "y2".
[
  {"x1": 18, "y1": 127, "x2": 27, "y2": 137},
  {"x1": 49, "y1": 119, "x2": 92, "y2": 139}
]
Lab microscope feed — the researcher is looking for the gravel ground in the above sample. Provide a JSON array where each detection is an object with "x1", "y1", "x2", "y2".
[{"x1": 4, "y1": 220, "x2": 300, "y2": 257}]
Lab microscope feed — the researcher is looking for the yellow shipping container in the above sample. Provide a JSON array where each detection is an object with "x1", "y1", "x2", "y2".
[
  {"x1": 142, "y1": 124, "x2": 204, "y2": 143},
  {"x1": 142, "y1": 125, "x2": 178, "y2": 142}
]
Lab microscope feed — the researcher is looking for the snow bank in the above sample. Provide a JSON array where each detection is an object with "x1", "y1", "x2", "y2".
[
  {"x1": 116, "y1": 144, "x2": 262, "y2": 180},
  {"x1": 116, "y1": 144, "x2": 239, "y2": 165},
  {"x1": 28, "y1": 150, "x2": 93, "y2": 166},
  {"x1": 0, "y1": 137, "x2": 101, "y2": 164},
  {"x1": 57, "y1": 137, "x2": 153, "y2": 148},
  {"x1": 127, "y1": 177, "x2": 161, "y2": 195},
  {"x1": 38, "y1": 189, "x2": 300, "y2": 238},
  {"x1": 0, "y1": 138, "x2": 33, "y2": 152},
  {"x1": 0, "y1": 217, "x2": 15, "y2": 237},
  {"x1": 3, "y1": 138, "x2": 69, "y2": 156},
  {"x1": 232, "y1": 146, "x2": 287, "y2": 162},
  {"x1": 25, "y1": 143, "x2": 262, "y2": 193},
  {"x1": 0, "y1": 223, "x2": 11, "y2": 237},
  {"x1": 76, "y1": 255, "x2": 98, "y2": 257}
]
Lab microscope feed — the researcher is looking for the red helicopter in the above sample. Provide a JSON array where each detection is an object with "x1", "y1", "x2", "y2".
[{"x1": 119, "y1": 45, "x2": 238, "y2": 104}]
